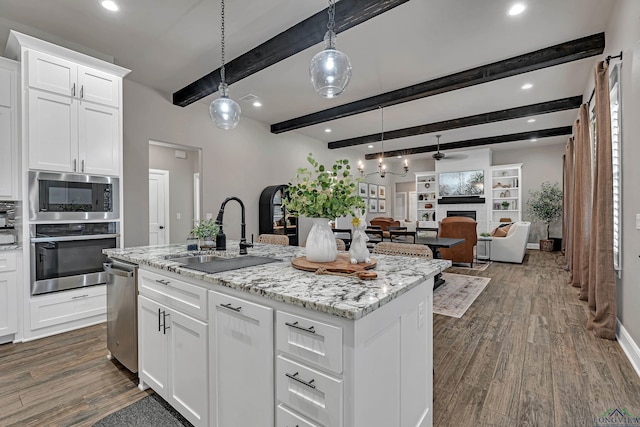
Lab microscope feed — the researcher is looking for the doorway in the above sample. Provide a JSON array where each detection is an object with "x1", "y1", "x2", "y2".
[{"x1": 149, "y1": 169, "x2": 169, "y2": 245}]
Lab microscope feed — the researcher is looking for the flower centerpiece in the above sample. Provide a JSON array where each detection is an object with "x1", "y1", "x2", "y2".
[
  {"x1": 284, "y1": 153, "x2": 366, "y2": 262},
  {"x1": 526, "y1": 181, "x2": 563, "y2": 251},
  {"x1": 190, "y1": 218, "x2": 220, "y2": 249}
]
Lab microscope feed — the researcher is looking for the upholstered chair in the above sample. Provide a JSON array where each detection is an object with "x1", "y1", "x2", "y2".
[
  {"x1": 372, "y1": 242, "x2": 433, "y2": 259},
  {"x1": 490, "y1": 221, "x2": 531, "y2": 263},
  {"x1": 335, "y1": 238, "x2": 346, "y2": 251},
  {"x1": 437, "y1": 216, "x2": 478, "y2": 266},
  {"x1": 257, "y1": 234, "x2": 289, "y2": 245}
]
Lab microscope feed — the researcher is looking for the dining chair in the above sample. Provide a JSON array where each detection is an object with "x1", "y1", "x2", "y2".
[
  {"x1": 257, "y1": 234, "x2": 289, "y2": 245},
  {"x1": 335, "y1": 238, "x2": 346, "y2": 251},
  {"x1": 372, "y1": 242, "x2": 433, "y2": 259}
]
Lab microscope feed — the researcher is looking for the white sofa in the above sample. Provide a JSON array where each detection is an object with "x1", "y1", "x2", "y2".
[{"x1": 490, "y1": 221, "x2": 531, "y2": 263}]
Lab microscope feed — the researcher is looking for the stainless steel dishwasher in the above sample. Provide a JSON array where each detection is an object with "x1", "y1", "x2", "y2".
[{"x1": 104, "y1": 259, "x2": 138, "y2": 373}]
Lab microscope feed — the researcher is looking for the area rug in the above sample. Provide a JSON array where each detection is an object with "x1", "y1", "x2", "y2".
[
  {"x1": 433, "y1": 273, "x2": 491, "y2": 318},
  {"x1": 93, "y1": 393, "x2": 193, "y2": 427}
]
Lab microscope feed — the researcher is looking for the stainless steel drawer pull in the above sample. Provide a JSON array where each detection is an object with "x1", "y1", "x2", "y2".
[
  {"x1": 285, "y1": 321, "x2": 316, "y2": 334},
  {"x1": 220, "y1": 303, "x2": 241, "y2": 312},
  {"x1": 72, "y1": 294, "x2": 89, "y2": 299},
  {"x1": 155, "y1": 279, "x2": 169, "y2": 285},
  {"x1": 285, "y1": 372, "x2": 316, "y2": 389},
  {"x1": 162, "y1": 311, "x2": 170, "y2": 334},
  {"x1": 158, "y1": 308, "x2": 162, "y2": 332}
]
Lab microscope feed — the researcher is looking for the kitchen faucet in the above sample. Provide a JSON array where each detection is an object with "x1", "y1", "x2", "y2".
[{"x1": 214, "y1": 196, "x2": 252, "y2": 255}]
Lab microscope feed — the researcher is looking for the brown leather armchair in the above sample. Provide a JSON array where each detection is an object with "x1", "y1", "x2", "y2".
[
  {"x1": 369, "y1": 217, "x2": 400, "y2": 239},
  {"x1": 437, "y1": 216, "x2": 477, "y2": 266}
]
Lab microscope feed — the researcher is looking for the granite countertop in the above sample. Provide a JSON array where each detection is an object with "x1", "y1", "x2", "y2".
[{"x1": 104, "y1": 241, "x2": 450, "y2": 320}]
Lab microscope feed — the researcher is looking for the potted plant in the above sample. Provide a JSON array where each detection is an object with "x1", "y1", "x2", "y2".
[
  {"x1": 501, "y1": 201, "x2": 510, "y2": 210},
  {"x1": 526, "y1": 181, "x2": 563, "y2": 251},
  {"x1": 283, "y1": 153, "x2": 366, "y2": 262},
  {"x1": 190, "y1": 219, "x2": 220, "y2": 249}
]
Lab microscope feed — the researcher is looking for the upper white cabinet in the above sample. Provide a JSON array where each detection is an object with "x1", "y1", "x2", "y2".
[
  {"x1": 5, "y1": 31, "x2": 130, "y2": 177},
  {"x1": 0, "y1": 58, "x2": 19, "y2": 200}
]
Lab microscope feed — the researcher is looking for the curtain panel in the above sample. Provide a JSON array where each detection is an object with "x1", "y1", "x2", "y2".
[{"x1": 563, "y1": 138, "x2": 574, "y2": 271}]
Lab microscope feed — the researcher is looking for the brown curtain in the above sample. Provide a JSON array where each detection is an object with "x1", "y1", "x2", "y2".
[
  {"x1": 563, "y1": 138, "x2": 574, "y2": 271},
  {"x1": 586, "y1": 61, "x2": 617, "y2": 339},
  {"x1": 569, "y1": 104, "x2": 592, "y2": 294}
]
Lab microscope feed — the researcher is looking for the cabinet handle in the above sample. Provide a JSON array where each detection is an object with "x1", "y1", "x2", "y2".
[
  {"x1": 285, "y1": 321, "x2": 316, "y2": 334},
  {"x1": 158, "y1": 308, "x2": 162, "y2": 332},
  {"x1": 80, "y1": 85, "x2": 84, "y2": 99},
  {"x1": 162, "y1": 311, "x2": 170, "y2": 334},
  {"x1": 285, "y1": 372, "x2": 316, "y2": 390},
  {"x1": 72, "y1": 83, "x2": 76, "y2": 97},
  {"x1": 220, "y1": 303, "x2": 241, "y2": 313},
  {"x1": 81, "y1": 160, "x2": 85, "y2": 172},
  {"x1": 73, "y1": 159, "x2": 77, "y2": 172},
  {"x1": 72, "y1": 294, "x2": 89, "y2": 299},
  {"x1": 155, "y1": 279, "x2": 169, "y2": 285}
]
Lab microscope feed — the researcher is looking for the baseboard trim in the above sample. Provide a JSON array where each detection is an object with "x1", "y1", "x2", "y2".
[
  {"x1": 526, "y1": 243, "x2": 540, "y2": 250},
  {"x1": 617, "y1": 319, "x2": 640, "y2": 379}
]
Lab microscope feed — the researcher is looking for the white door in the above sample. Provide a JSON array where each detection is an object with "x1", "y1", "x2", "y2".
[
  {"x1": 408, "y1": 191, "x2": 417, "y2": 221},
  {"x1": 149, "y1": 169, "x2": 169, "y2": 245},
  {"x1": 394, "y1": 192, "x2": 407, "y2": 221},
  {"x1": 78, "y1": 102, "x2": 119, "y2": 175}
]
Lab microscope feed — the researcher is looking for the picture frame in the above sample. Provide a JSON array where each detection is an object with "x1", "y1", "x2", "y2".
[
  {"x1": 378, "y1": 185, "x2": 386, "y2": 199},
  {"x1": 368, "y1": 183, "x2": 378, "y2": 198},
  {"x1": 378, "y1": 199, "x2": 386, "y2": 212},
  {"x1": 368, "y1": 198, "x2": 378, "y2": 213},
  {"x1": 358, "y1": 182, "x2": 368, "y2": 197}
]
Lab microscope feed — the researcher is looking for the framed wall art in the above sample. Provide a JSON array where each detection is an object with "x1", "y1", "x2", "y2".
[
  {"x1": 378, "y1": 185, "x2": 386, "y2": 199},
  {"x1": 368, "y1": 198, "x2": 378, "y2": 213},
  {"x1": 358, "y1": 182, "x2": 368, "y2": 197},
  {"x1": 378, "y1": 199, "x2": 386, "y2": 212},
  {"x1": 368, "y1": 183, "x2": 378, "y2": 198}
]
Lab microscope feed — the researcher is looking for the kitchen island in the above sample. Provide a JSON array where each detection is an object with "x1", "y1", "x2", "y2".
[{"x1": 105, "y1": 241, "x2": 450, "y2": 427}]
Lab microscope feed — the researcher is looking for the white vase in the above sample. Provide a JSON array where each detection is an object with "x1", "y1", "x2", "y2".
[{"x1": 306, "y1": 218, "x2": 337, "y2": 262}]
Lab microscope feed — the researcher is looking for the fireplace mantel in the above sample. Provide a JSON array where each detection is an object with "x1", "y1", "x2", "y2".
[{"x1": 439, "y1": 197, "x2": 486, "y2": 204}]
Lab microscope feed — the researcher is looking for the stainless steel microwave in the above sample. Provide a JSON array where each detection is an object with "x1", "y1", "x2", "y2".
[{"x1": 29, "y1": 171, "x2": 119, "y2": 221}]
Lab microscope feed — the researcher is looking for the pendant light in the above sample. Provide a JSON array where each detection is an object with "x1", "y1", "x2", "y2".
[
  {"x1": 209, "y1": 0, "x2": 241, "y2": 130},
  {"x1": 358, "y1": 106, "x2": 409, "y2": 178},
  {"x1": 309, "y1": 0, "x2": 352, "y2": 98}
]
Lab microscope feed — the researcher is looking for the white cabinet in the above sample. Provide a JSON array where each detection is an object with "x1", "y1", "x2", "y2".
[
  {"x1": 0, "y1": 58, "x2": 19, "y2": 200},
  {"x1": 489, "y1": 163, "x2": 523, "y2": 229},
  {"x1": 138, "y1": 269, "x2": 208, "y2": 427},
  {"x1": 0, "y1": 252, "x2": 18, "y2": 341},
  {"x1": 209, "y1": 291, "x2": 273, "y2": 427},
  {"x1": 415, "y1": 172, "x2": 438, "y2": 226},
  {"x1": 5, "y1": 32, "x2": 129, "y2": 177}
]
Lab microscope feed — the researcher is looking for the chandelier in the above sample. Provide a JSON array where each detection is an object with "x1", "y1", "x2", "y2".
[
  {"x1": 358, "y1": 106, "x2": 409, "y2": 178},
  {"x1": 209, "y1": 0, "x2": 241, "y2": 130},
  {"x1": 309, "y1": 0, "x2": 352, "y2": 98}
]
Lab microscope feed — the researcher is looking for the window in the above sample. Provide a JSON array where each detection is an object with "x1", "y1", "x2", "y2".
[{"x1": 609, "y1": 63, "x2": 622, "y2": 276}]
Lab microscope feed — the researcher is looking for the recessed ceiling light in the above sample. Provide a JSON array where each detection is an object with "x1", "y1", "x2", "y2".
[
  {"x1": 530, "y1": 138, "x2": 538, "y2": 142},
  {"x1": 527, "y1": 118, "x2": 536, "y2": 123},
  {"x1": 397, "y1": 155, "x2": 402, "y2": 159},
  {"x1": 367, "y1": 144, "x2": 374, "y2": 149},
  {"x1": 101, "y1": 0, "x2": 119, "y2": 12},
  {"x1": 508, "y1": 3, "x2": 526, "y2": 16},
  {"x1": 521, "y1": 83, "x2": 533, "y2": 90},
  {"x1": 324, "y1": 128, "x2": 332, "y2": 133},
  {"x1": 252, "y1": 100, "x2": 262, "y2": 107}
]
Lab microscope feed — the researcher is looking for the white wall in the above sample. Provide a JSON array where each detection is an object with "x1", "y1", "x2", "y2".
[{"x1": 492, "y1": 144, "x2": 566, "y2": 242}]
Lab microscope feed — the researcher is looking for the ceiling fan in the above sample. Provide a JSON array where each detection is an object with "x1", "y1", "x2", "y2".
[{"x1": 432, "y1": 134, "x2": 467, "y2": 161}]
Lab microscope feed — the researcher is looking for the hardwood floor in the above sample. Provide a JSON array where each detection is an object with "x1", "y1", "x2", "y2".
[
  {"x1": 0, "y1": 249, "x2": 639, "y2": 426},
  {"x1": 435, "y1": 250, "x2": 640, "y2": 426}
]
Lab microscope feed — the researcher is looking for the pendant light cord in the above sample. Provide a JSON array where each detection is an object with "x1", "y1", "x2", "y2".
[
  {"x1": 327, "y1": 0, "x2": 336, "y2": 32},
  {"x1": 220, "y1": 0, "x2": 226, "y2": 84}
]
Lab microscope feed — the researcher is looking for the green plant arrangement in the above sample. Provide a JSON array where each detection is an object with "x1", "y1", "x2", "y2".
[
  {"x1": 283, "y1": 153, "x2": 366, "y2": 219},
  {"x1": 526, "y1": 181, "x2": 563, "y2": 240},
  {"x1": 480, "y1": 232, "x2": 491, "y2": 237},
  {"x1": 501, "y1": 201, "x2": 510, "y2": 210},
  {"x1": 190, "y1": 219, "x2": 220, "y2": 240}
]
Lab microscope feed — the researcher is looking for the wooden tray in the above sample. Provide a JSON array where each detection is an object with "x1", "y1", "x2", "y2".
[{"x1": 291, "y1": 253, "x2": 377, "y2": 279}]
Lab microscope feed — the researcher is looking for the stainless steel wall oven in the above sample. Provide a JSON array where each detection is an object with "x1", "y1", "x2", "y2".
[
  {"x1": 29, "y1": 171, "x2": 119, "y2": 221},
  {"x1": 30, "y1": 222, "x2": 119, "y2": 296}
]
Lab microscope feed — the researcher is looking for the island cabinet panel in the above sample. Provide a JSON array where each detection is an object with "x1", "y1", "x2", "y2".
[
  {"x1": 138, "y1": 295, "x2": 169, "y2": 394},
  {"x1": 138, "y1": 268, "x2": 207, "y2": 321},
  {"x1": 209, "y1": 291, "x2": 273, "y2": 427},
  {"x1": 277, "y1": 404, "x2": 322, "y2": 427}
]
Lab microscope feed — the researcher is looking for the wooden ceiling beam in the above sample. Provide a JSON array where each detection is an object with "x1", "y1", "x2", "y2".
[
  {"x1": 172, "y1": 0, "x2": 410, "y2": 107},
  {"x1": 363, "y1": 126, "x2": 573, "y2": 160},
  {"x1": 328, "y1": 96, "x2": 582, "y2": 149},
  {"x1": 272, "y1": 33, "x2": 604, "y2": 133}
]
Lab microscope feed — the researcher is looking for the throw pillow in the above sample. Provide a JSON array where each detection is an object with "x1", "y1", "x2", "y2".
[{"x1": 491, "y1": 227, "x2": 508, "y2": 237}]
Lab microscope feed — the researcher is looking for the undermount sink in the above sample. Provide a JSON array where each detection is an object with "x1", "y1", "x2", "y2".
[{"x1": 169, "y1": 254, "x2": 280, "y2": 274}]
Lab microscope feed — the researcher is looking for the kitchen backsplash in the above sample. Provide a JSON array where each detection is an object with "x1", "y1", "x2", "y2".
[{"x1": 0, "y1": 201, "x2": 16, "y2": 226}]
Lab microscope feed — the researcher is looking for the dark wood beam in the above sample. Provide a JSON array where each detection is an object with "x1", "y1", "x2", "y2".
[
  {"x1": 172, "y1": 0, "x2": 410, "y2": 107},
  {"x1": 328, "y1": 96, "x2": 581, "y2": 149},
  {"x1": 364, "y1": 126, "x2": 573, "y2": 160},
  {"x1": 272, "y1": 33, "x2": 604, "y2": 133}
]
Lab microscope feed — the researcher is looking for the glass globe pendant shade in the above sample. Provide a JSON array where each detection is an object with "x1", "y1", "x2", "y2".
[
  {"x1": 209, "y1": 82, "x2": 241, "y2": 130},
  {"x1": 310, "y1": 31, "x2": 352, "y2": 98}
]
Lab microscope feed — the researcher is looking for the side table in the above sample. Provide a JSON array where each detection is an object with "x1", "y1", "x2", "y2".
[{"x1": 476, "y1": 236, "x2": 492, "y2": 262}]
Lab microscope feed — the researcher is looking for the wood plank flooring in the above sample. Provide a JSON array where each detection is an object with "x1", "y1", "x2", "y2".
[{"x1": 0, "y1": 249, "x2": 639, "y2": 426}]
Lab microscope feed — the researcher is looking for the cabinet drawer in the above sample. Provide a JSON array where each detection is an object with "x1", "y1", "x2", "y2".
[
  {"x1": 0, "y1": 252, "x2": 17, "y2": 272},
  {"x1": 277, "y1": 404, "x2": 322, "y2": 427},
  {"x1": 276, "y1": 311, "x2": 342, "y2": 374},
  {"x1": 139, "y1": 269, "x2": 207, "y2": 321},
  {"x1": 30, "y1": 285, "x2": 105, "y2": 330},
  {"x1": 276, "y1": 355, "x2": 342, "y2": 427}
]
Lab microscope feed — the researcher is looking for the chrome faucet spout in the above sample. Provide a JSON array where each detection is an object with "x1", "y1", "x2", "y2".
[{"x1": 214, "y1": 196, "x2": 252, "y2": 254}]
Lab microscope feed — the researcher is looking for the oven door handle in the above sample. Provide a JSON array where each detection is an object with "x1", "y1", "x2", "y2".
[
  {"x1": 103, "y1": 263, "x2": 134, "y2": 278},
  {"x1": 30, "y1": 233, "x2": 120, "y2": 243}
]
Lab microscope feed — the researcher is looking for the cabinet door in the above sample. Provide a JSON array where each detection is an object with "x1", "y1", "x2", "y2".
[
  {"x1": 27, "y1": 50, "x2": 76, "y2": 96},
  {"x1": 28, "y1": 89, "x2": 78, "y2": 172},
  {"x1": 168, "y1": 308, "x2": 208, "y2": 427},
  {"x1": 0, "y1": 106, "x2": 16, "y2": 199},
  {"x1": 138, "y1": 296, "x2": 168, "y2": 395},
  {"x1": 210, "y1": 291, "x2": 274, "y2": 427},
  {"x1": 78, "y1": 65, "x2": 119, "y2": 108},
  {"x1": 78, "y1": 102, "x2": 120, "y2": 176},
  {"x1": 0, "y1": 271, "x2": 17, "y2": 337},
  {"x1": 0, "y1": 67, "x2": 12, "y2": 108}
]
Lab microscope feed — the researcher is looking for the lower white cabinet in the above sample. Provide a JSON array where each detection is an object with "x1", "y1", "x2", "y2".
[
  {"x1": 209, "y1": 291, "x2": 273, "y2": 427},
  {"x1": 138, "y1": 295, "x2": 208, "y2": 427},
  {"x1": 29, "y1": 284, "x2": 106, "y2": 332},
  {"x1": 0, "y1": 251, "x2": 18, "y2": 340}
]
